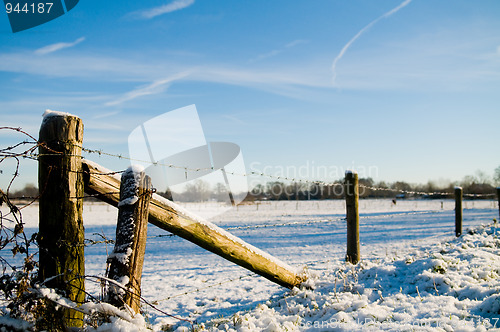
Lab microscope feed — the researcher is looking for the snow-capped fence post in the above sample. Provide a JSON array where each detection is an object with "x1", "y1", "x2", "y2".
[
  {"x1": 38, "y1": 112, "x2": 85, "y2": 328},
  {"x1": 107, "y1": 166, "x2": 152, "y2": 314},
  {"x1": 345, "y1": 170, "x2": 360, "y2": 264},
  {"x1": 83, "y1": 159, "x2": 303, "y2": 289},
  {"x1": 455, "y1": 186, "x2": 463, "y2": 237}
]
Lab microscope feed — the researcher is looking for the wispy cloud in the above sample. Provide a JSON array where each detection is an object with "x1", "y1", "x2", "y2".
[
  {"x1": 285, "y1": 40, "x2": 307, "y2": 48},
  {"x1": 105, "y1": 71, "x2": 192, "y2": 106},
  {"x1": 34, "y1": 37, "x2": 86, "y2": 55},
  {"x1": 249, "y1": 39, "x2": 308, "y2": 63},
  {"x1": 92, "y1": 110, "x2": 122, "y2": 120},
  {"x1": 331, "y1": 0, "x2": 411, "y2": 83},
  {"x1": 133, "y1": 0, "x2": 195, "y2": 19}
]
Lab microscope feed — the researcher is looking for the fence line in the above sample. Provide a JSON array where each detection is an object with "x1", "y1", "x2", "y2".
[
  {"x1": 1, "y1": 126, "x2": 498, "y2": 199},
  {"x1": 5, "y1": 148, "x2": 498, "y2": 200}
]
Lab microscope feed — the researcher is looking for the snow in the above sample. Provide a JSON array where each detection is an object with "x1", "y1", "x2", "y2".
[
  {"x1": 108, "y1": 248, "x2": 133, "y2": 265},
  {"x1": 196, "y1": 224, "x2": 500, "y2": 331},
  {"x1": 0, "y1": 315, "x2": 33, "y2": 331},
  {"x1": 42, "y1": 109, "x2": 74, "y2": 118},
  {"x1": 36, "y1": 286, "x2": 77, "y2": 310},
  {"x1": 152, "y1": 193, "x2": 297, "y2": 273},
  {"x1": 2, "y1": 199, "x2": 499, "y2": 331},
  {"x1": 118, "y1": 165, "x2": 145, "y2": 207}
]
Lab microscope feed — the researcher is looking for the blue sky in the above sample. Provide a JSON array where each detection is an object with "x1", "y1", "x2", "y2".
[{"x1": 1, "y1": 0, "x2": 499, "y2": 190}]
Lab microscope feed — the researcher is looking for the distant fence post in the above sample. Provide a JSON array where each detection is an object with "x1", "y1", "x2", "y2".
[
  {"x1": 38, "y1": 112, "x2": 85, "y2": 328},
  {"x1": 107, "y1": 166, "x2": 152, "y2": 314},
  {"x1": 497, "y1": 187, "x2": 500, "y2": 219},
  {"x1": 455, "y1": 186, "x2": 463, "y2": 237},
  {"x1": 345, "y1": 171, "x2": 360, "y2": 264}
]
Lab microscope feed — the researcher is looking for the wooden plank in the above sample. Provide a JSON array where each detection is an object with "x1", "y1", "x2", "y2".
[
  {"x1": 107, "y1": 167, "x2": 151, "y2": 314},
  {"x1": 82, "y1": 159, "x2": 303, "y2": 289},
  {"x1": 38, "y1": 112, "x2": 85, "y2": 328}
]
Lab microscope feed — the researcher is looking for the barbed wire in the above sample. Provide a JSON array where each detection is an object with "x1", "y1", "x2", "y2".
[
  {"x1": 79, "y1": 146, "x2": 344, "y2": 187},
  {"x1": 359, "y1": 184, "x2": 496, "y2": 198},
  {"x1": 12, "y1": 148, "x2": 497, "y2": 199},
  {"x1": 1, "y1": 127, "x2": 498, "y2": 198}
]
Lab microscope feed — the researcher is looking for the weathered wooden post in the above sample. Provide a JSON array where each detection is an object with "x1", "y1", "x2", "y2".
[
  {"x1": 455, "y1": 186, "x2": 463, "y2": 237},
  {"x1": 38, "y1": 111, "x2": 85, "y2": 328},
  {"x1": 107, "y1": 166, "x2": 152, "y2": 314},
  {"x1": 345, "y1": 170, "x2": 360, "y2": 264}
]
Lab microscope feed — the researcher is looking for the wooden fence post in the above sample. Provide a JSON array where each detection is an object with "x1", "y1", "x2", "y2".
[
  {"x1": 107, "y1": 166, "x2": 152, "y2": 314},
  {"x1": 496, "y1": 187, "x2": 500, "y2": 220},
  {"x1": 38, "y1": 112, "x2": 85, "y2": 328},
  {"x1": 455, "y1": 186, "x2": 463, "y2": 237},
  {"x1": 345, "y1": 171, "x2": 360, "y2": 264}
]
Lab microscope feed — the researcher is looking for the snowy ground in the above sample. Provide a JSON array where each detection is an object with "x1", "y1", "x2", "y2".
[{"x1": 3, "y1": 199, "x2": 500, "y2": 331}]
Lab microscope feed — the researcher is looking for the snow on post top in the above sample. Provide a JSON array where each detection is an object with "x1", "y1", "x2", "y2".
[
  {"x1": 454, "y1": 186, "x2": 463, "y2": 190},
  {"x1": 118, "y1": 165, "x2": 145, "y2": 207},
  {"x1": 43, "y1": 109, "x2": 75, "y2": 119},
  {"x1": 42, "y1": 109, "x2": 78, "y2": 126}
]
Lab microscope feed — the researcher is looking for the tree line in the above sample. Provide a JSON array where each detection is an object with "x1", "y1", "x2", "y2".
[{"x1": 9, "y1": 167, "x2": 500, "y2": 202}]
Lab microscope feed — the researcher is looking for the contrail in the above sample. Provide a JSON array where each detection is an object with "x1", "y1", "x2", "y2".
[{"x1": 331, "y1": 0, "x2": 412, "y2": 84}]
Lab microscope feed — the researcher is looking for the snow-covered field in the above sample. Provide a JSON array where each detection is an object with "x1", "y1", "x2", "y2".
[{"x1": 4, "y1": 199, "x2": 500, "y2": 331}]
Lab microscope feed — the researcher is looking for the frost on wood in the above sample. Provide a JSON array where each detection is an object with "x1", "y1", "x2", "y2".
[
  {"x1": 107, "y1": 165, "x2": 150, "y2": 313},
  {"x1": 108, "y1": 248, "x2": 133, "y2": 265},
  {"x1": 118, "y1": 165, "x2": 145, "y2": 208},
  {"x1": 108, "y1": 166, "x2": 144, "y2": 282}
]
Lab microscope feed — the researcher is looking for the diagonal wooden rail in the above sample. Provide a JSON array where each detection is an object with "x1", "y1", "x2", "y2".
[{"x1": 82, "y1": 159, "x2": 304, "y2": 289}]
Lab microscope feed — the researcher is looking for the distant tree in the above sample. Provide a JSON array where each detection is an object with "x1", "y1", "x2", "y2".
[
  {"x1": 182, "y1": 179, "x2": 211, "y2": 202},
  {"x1": 494, "y1": 166, "x2": 500, "y2": 186},
  {"x1": 475, "y1": 170, "x2": 491, "y2": 185},
  {"x1": 460, "y1": 175, "x2": 476, "y2": 189},
  {"x1": 267, "y1": 182, "x2": 288, "y2": 200},
  {"x1": 12, "y1": 183, "x2": 38, "y2": 198},
  {"x1": 458, "y1": 171, "x2": 495, "y2": 195},
  {"x1": 391, "y1": 181, "x2": 412, "y2": 192},
  {"x1": 370, "y1": 181, "x2": 392, "y2": 198},
  {"x1": 423, "y1": 181, "x2": 436, "y2": 193},
  {"x1": 307, "y1": 183, "x2": 322, "y2": 200},
  {"x1": 212, "y1": 182, "x2": 228, "y2": 202},
  {"x1": 359, "y1": 177, "x2": 374, "y2": 187}
]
